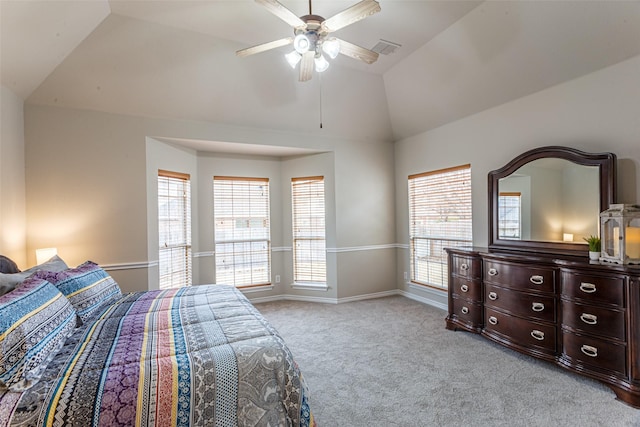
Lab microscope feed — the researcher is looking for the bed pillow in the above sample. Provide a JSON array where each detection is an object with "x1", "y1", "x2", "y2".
[
  {"x1": 35, "y1": 261, "x2": 122, "y2": 323},
  {"x1": 0, "y1": 255, "x2": 20, "y2": 274},
  {"x1": 0, "y1": 276, "x2": 76, "y2": 391},
  {"x1": 0, "y1": 255, "x2": 69, "y2": 297}
]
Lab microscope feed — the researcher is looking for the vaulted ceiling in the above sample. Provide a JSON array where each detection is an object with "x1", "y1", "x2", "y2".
[{"x1": 2, "y1": 1, "x2": 640, "y2": 142}]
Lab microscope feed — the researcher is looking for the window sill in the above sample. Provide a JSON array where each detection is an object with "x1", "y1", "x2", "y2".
[
  {"x1": 292, "y1": 283, "x2": 329, "y2": 291},
  {"x1": 238, "y1": 284, "x2": 274, "y2": 293}
]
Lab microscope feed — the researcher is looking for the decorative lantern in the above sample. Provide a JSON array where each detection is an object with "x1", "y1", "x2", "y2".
[{"x1": 600, "y1": 204, "x2": 640, "y2": 264}]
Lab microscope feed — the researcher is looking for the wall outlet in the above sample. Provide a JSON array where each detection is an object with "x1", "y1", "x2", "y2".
[
  {"x1": 403, "y1": 271, "x2": 408, "y2": 280},
  {"x1": 275, "y1": 275, "x2": 281, "y2": 283}
]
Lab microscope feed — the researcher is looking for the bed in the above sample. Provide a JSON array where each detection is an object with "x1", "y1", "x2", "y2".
[{"x1": 0, "y1": 256, "x2": 315, "y2": 427}]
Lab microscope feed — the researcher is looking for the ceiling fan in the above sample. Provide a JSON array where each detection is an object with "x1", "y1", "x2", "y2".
[{"x1": 237, "y1": 0, "x2": 381, "y2": 82}]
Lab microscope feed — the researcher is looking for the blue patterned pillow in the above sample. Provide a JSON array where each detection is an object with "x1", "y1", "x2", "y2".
[
  {"x1": 0, "y1": 276, "x2": 76, "y2": 391},
  {"x1": 35, "y1": 261, "x2": 122, "y2": 323}
]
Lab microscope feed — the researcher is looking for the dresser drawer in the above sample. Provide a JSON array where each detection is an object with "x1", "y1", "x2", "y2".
[
  {"x1": 451, "y1": 277, "x2": 482, "y2": 301},
  {"x1": 561, "y1": 300, "x2": 625, "y2": 341},
  {"x1": 450, "y1": 254, "x2": 481, "y2": 279},
  {"x1": 484, "y1": 260, "x2": 555, "y2": 293},
  {"x1": 485, "y1": 284, "x2": 556, "y2": 323},
  {"x1": 562, "y1": 331, "x2": 626, "y2": 376},
  {"x1": 484, "y1": 307, "x2": 556, "y2": 353},
  {"x1": 451, "y1": 297, "x2": 482, "y2": 327},
  {"x1": 560, "y1": 271, "x2": 625, "y2": 307}
]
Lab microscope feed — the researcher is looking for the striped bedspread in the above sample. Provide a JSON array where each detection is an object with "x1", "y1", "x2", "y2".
[{"x1": 1, "y1": 285, "x2": 315, "y2": 427}]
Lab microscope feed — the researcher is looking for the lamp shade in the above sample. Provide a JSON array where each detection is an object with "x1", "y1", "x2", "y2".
[
  {"x1": 293, "y1": 34, "x2": 310, "y2": 54},
  {"x1": 314, "y1": 54, "x2": 329, "y2": 72},
  {"x1": 322, "y1": 38, "x2": 340, "y2": 59},
  {"x1": 36, "y1": 247, "x2": 58, "y2": 264}
]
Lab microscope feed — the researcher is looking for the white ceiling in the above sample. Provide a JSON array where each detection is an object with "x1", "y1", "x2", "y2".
[{"x1": 2, "y1": 0, "x2": 640, "y2": 144}]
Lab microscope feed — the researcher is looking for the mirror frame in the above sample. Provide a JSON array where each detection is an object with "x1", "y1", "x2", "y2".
[{"x1": 488, "y1": 146, "x2": 616, "y2": 256}]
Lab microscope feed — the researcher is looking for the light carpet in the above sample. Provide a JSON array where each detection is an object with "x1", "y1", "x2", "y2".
[{"x1": 256, "y1": 295, "x2": 640, "y2": 427}]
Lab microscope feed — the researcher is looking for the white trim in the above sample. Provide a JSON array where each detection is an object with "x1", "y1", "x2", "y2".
[
  {"x1": 402, "y1": 283, "x2": 448, "y2": 311},
  {"x1": 102, "y1": 261, "x2": 158, "y2": 271},
  {"x1": 291, "y1": 283, "x2": 329, "y2": 291},
  {"x1": 337, "y1": 289, "x2": 400, "y2": 304},
  {"x1": 238, "y1": 284, "x2": 274, "y2": 293},
  {"x1": 327, "y1": 244, "x2": 400, "y2": 253},
  {"x1": 272, "y1": 247, "x2": 292, "y2": 252},
  {"x1": 193, "y1": 251, "x2": 215, "y2": 258}
]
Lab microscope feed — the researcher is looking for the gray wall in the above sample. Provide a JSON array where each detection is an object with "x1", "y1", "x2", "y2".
[
  {"x1": 0, "y1": 86, "x2": 27, "y2": 268},
  {"x1": 395, "y1": 54, "x2": 640, "y2": 306},
  {"x1": 23, "y1": 105, "x2": 396, "y2": 302}
]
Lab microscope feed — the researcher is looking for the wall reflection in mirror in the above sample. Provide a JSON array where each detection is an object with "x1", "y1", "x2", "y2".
[{"x1": 498, "y1": 158, "x2": 600, "y2": 244}]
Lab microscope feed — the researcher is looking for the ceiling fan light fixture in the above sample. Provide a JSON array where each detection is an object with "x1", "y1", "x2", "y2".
[
  {"x1": 322, "y1": 38, "x2": 340, "y2": 59},
  {"x1": 285, "y1": 51, "x2": 302, "y2": 68},
  {"x1": 314, "y1": 54, "x2": 330, "y2": 73},
  {"x1": 293, "y1": 33, "x2": 311, "y2": 53}
]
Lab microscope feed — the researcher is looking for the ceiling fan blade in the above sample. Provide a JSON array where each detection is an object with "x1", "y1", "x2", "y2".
[
  {"x1": 299, "y1": 51, "x2": 315, "y2": 82},
  {"x1": 321, "y1": 0, "x2": 381, "y2": 33},
  {"x1": 337, "y1": 38, "x2": 379, "y2": 64},
  {"x1": 236, "y1": 37, "x2": 293, "y2": 57},
  {"x1": 256, "y1": 0, "x2": 306, "y2": 30}
]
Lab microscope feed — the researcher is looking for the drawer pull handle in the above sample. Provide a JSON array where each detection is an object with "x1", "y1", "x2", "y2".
[
  {"x1": 461, "y1": 306, "x2": 469, "y2": 315},
  {"x1": 488, "y1": 316, "x2": 498, "y2": 325},
  {"x1": 531, "y1": 302, "x2": 545, "y2": 312},
  {"x1": 581, "y1": 345, "x2": 598, "y2": 358},
  {"x1": 580, "y1": 282, "x2": 597, "y2": 293},
  {"x1": 580, "y1": 313, "x2": 598, "y2": 325},
  {"x1": 488, "y1": 292, "x2": 498, "y2": 301},
  {"x1": 460, "y1": 263, "x2": 469, "y2": 271},
  {"x1": 530, "y1": 275, "x2": 544, "y2": 285},
  {"x1": 460, "y1": 284, "x2": 469, "y2": 293},
  {"x1": 488, "y1": 268, "x2": 498, "y2": 276},
  {"x1": 530, "y1": 330, "x2": 545, "y2": 341}
]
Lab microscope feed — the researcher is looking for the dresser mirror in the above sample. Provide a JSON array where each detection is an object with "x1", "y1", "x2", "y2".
[{"x1": 488, "y1": 146, "x2": 616, "y2": 255}]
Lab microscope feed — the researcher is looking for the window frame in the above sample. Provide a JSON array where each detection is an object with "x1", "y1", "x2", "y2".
[
  {"x1": 498, "y1": 191, "x2": 522, "y2": 240},
  {"x1": 213, "y1": 176, "x2": 272, "y2": 288},
  {"x1": 157, "y1": 169, "x2": 192, "y2": 289},
  {"x1": 408, "y1": 164, "x2": 472, "y2": 290},
  {"x1": 291, "y1": 176, "x2": 327, "y2": 287}
]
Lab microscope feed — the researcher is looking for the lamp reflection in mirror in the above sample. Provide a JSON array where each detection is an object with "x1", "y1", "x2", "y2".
[
  {"x1": 36, "y1": 247, "x2": 58, "y2": 264},
  {"x1": 563, "y1": 233, "x2": 574, "y2": 242},
  {"x1": 600, "y1": 204, "x2": 640, "y2": 264}
]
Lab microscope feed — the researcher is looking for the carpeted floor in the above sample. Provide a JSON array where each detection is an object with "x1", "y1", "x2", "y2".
[{"x1": 256, "y1": 296, "x2": 640, "y2": 427}]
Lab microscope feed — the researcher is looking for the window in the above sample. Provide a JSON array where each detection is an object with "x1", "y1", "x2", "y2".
[
  {"x1": 292, "y1": 176, "x2": 327, "y2": 285},
  {"x1": 213, "y1": 176, "x2": 271, "y2": 287},
  {"x1": 158, "y1": 170, "x2": 192, "y2": 289},
  {"x1": 499, "y1": 192, "x2": 521, "y2": 239},
  {"x1": 408, "y1": 164, "x2": 472, "y2": 290}
]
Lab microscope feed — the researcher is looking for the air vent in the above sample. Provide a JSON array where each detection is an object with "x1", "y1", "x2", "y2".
[{"x1": 371, "y1": 39, "x2": 401, "y2": 55}]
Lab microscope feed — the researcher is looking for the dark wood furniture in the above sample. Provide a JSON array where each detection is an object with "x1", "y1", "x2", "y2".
[
  {"x1": 446, "y1": 247, "x2": 640, "y2": 408},
  {"x1": 446, "y1": 146, "x2": 640, "y2": 407}
]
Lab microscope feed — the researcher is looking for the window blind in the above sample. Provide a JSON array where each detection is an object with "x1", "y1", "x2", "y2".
[
  {"x1": 213, "y1": 176, "x2": 271, "y2": 287},
  {"x1": 292, "y1": 176, "x2": 327, "y2": 284},
  {"x1": 408, "y1": 164, "x2": 472, "y2": 289},
  {"x1": 158, "y1": 170, "x2": 192, "y2": 289}
]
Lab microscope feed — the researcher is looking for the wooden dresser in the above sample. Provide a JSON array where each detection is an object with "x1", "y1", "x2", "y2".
[{"x1": 445, "y1": 247, "x2": 640, "y2": 408}]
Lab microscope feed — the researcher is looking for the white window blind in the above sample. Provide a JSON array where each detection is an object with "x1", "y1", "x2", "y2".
[
  {"x1": 499, "y1": 192, "x2": 522, "y2": 239},
  {"x1": 292, "y1": 176, "x2": 327, "y2": 285},
  {"x1": 408, "y1": 164, "x2": 472, "y2": 289},
  {"x1": 213, "y1": 176, "x2": 271, "y2": 287},
  {"x1": 158, "y1": 170, "x2": 192, "y2": 289}
]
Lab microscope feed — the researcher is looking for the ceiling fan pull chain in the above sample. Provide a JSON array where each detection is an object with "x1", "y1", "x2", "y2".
[
  {"x1": 309, "y1": 0, "x2": 312, "y2": 15},
  {"x1": 319, "y1": 74, "x2": 323, "y2": 129}
]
